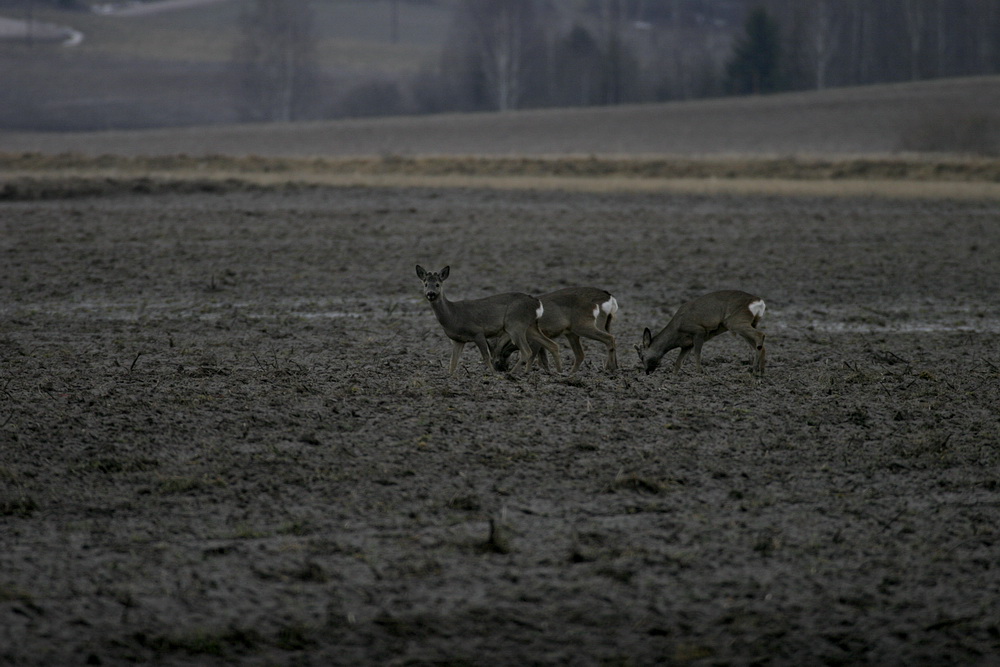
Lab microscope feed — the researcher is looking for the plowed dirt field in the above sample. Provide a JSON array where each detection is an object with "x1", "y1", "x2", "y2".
[{"x1": 2, "y1": 183, "x2": 998, "y2": 665}]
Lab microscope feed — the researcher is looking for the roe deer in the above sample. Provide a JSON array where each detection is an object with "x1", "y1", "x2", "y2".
[
  {"x1": 415, "y1": 265, "x2": 561, "y2": 376},
  {"x1": 493, "y1": 287, "x2": 619, "y2": 374},
  {"x1": 636, "y1": 290, "x2": 766, "y2": 376}
]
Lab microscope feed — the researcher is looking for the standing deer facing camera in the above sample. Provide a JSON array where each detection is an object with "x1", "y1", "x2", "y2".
[
  {"x1": 416, "y1": 265, "x2": 561, "y2": 376},
  {"x1": 637, "y1": 290, "x2": 766, "y2": 376}
]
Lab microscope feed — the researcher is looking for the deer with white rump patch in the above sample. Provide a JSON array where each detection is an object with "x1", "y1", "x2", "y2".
[
  {"x1": 636, "y1": 290, "x2": 766, "y2": 376},
  {"x1": 493, "y1": 287, "x2": 619, "y2": 374},
  {"x1": 416, "y1": 265, "x2": 561, "y2": 376}
]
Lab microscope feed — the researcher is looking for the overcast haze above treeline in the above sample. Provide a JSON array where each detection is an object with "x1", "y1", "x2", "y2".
[{"x1": 1, "y1": 0, "x2": 999, "y2": 132}]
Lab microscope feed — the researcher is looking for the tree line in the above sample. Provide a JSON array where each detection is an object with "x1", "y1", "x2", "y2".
[
  {"x1": 4, "y1": 0, "x2": 997, "y2": 133},
  {"x1": 737, "y1": 0, "x2": 1000, "y2": 93},
  {"x1": 224, "y1": 0, "x2": 1000, "y2": 121}
]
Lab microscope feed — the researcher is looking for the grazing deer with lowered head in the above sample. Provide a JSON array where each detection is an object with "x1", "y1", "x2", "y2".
[
  {"x1": 415, "y1": 265, "x2": 561, "y2": 376},
  {"x1": 637, "y1": 290, "x2": 766, "y2": 376},
  {"x1": 493, "y1": 287, "x2": 619, "y2": 374}
]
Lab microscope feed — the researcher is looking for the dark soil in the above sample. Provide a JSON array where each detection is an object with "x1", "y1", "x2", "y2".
[{"x1": 1, "y1": 184, "x2": 998, "y2": 666}]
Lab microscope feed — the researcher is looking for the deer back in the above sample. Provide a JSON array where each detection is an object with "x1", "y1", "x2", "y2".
[
  {"x1": 670, "y1": 290, "x2": 759, "y2": 334},
  {"x1": 539, "y1": 287, "x2": 616, "y2": 334},
  {"x1": 441, "y1": 292, "x2": 538, "y2": 339}
]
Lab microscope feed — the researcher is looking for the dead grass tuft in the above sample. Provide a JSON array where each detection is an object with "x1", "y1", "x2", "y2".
[
  {"x1": 604, "y1": 471, "x2": 667, "y2": 495},
  {"x1": 4, "y1": 152, "x2": 1000, "y2": 199}
]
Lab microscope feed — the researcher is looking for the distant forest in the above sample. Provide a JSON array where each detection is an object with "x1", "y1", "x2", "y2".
[
  {"x1": 3, "y1": 0, "x2": 1000, "y2": 130},
  {"x1": 234, "y1": 0, "x2": 1000, "y2": 121}
]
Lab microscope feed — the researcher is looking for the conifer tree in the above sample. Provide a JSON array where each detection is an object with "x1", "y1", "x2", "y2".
[{"x1": 725, "y1": 8, "x2": 783, "y2": 95}]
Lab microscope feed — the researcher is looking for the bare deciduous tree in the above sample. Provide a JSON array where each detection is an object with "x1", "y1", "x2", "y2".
[
  {"x1": 809, "y1": 0, "x2": 840, "y2": 89},
  {"x1": 902, "y1": 0, "x2": 928, "y2": 80},
  {"x1": 551, "y1": 24, "x2": 603, "y2": 106},
  {"x1": 452, "y1": 0, "x2": 549, "y2": 111},
  {"x1": 232, "y1": 0, "x2": 320, "y2": 122}
]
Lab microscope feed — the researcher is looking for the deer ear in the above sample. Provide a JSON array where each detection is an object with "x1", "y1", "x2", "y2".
[
  {"x1": 416, "y1": 265, "x2": 426, "y2": 279},
  {"x1": 642, "y1": 328, "x2": 652, "y2": 347},
  {"x1": 440, "y1": 266, "x2": 450, "y2": 280}
]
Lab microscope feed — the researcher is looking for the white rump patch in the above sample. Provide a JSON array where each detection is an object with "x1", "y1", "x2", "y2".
[
  {"x1": 594, "y1": 296, "x2": 618, "y2": 325},
  {"x1": 749, "y1": 299, "x2": 766, "y2": 319},
  {"x1": 536, "y1": 303, "x2": 545, "y2": 319}
]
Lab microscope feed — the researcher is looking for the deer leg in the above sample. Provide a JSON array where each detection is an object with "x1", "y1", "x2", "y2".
[
  {"x1": 534, "y1": 343, "x2": 550, "y2": 372},
  {"x1": 526, "y1": 323, "x2": 562, "y2": 373},
  {"x1": 565, "y1": 333, "x2": 585, "y2": 375},
  {"x1": 602, "y1": 312, "x2": 618, "y2": 370},
  {"x1": 752, "y1": 331, "x2": 766, "y2": 376},
  {"x1": 503, "y1": 335, "x2": 547, "y2": 373},
  {"x1": 508, "y1": 328, "x2": 534, "y2": 374},
  {"x1": 673, "y1": 346, "x2": 691, "y2": 372},
  {"x1": 493, "y1": 333, "x2": 514, "y2": 372},
  {"x1": 732, "y1": 325, "x2": 766, "y2": 376},
  {"x1": 472, "y1": 334, "x2": 495, "y2": 373},
  {"x1": 691, "y1": 333, "x2": 707, "y2": 373},
  {"x1": 521, "y1": 339, "x2": 547, "y2": 372},
  {"x1": 543, "y1": 333, "x2": 562, "y2": 374},
  {"x1": 448, "y1": 340, "x2": 466, "y2": 376},
  {"x1": 575, "y1": 326, "x2": 617, "y2": 372}
]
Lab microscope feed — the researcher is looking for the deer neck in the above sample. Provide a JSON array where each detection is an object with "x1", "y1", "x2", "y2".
[
  {"x1": 651, "y1": 324, "x2": 682, "y2": 355},
  {"x1": 428, "y1": 292, "x2": 460, "y2": 330}
]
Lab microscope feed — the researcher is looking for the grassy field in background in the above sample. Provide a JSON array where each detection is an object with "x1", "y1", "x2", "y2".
[
  {"x1": 0, "y1": 0, "x2": 454, "y2": 130},
  {"x1": 23, "y1": 0, "x2": 451, "y2": 71},
  {"x1": 4, "y1": 153, "x2": 1000, "y2": 200},
  {"x1": 5, "y1": 74, "x2": 998, "y2": 155}
]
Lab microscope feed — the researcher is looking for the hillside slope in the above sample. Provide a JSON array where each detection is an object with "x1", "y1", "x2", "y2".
[{"x1": 2, "y1": 76, "x2": 999, "y2": 158}]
